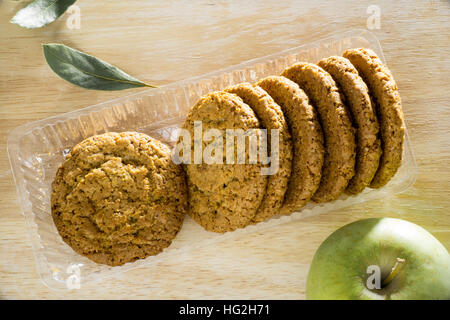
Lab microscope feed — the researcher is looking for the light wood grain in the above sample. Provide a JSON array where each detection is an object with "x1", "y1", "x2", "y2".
[{"x1": 0, "y1": 0, "x2": 449, "y2": 299}]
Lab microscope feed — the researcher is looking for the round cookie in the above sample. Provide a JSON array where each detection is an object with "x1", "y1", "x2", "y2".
[
  {"x1": 224, "y1": 83, "x2": 292, "y2": 222},
  {"x1": 257, "y1": 76, "x2": 324, "y2": 214},
  {"x1": 51, "y1": 132, "x2": 187, "y2": 266},
  {"x1": 282, "y1": 62, "x2": 356, "y2": 203},
  {"x1": 343, "y1": 48, "x2": 405, "y2": 188},
  {"x1": 182, "y1": 91, "x2": 267, "y2": 233},
  {"x1": 318, "y1": 56, "x2": 382, "y2": 194}
]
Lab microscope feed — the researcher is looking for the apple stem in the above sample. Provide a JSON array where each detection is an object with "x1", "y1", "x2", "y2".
[{"x1": 382, "y1": 257, "x2": 406, "y2": 287}]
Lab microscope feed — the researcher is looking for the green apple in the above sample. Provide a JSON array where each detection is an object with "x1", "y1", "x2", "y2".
[{"x1": 306, "y1": 218, "x2": 450, "y2": 300}]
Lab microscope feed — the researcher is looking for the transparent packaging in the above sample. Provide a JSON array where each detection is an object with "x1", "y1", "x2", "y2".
[{"x1": 7, "y1": 29, "x2": 417, "y2": 290}]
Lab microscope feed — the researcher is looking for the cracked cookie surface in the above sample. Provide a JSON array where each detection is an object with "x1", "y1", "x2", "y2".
[{"x1": 51, "y1": 132, "x2": 187, "y2": 266}]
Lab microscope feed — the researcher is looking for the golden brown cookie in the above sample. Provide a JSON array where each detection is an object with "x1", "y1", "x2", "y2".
[
  {"x1": 282, "y1": 63, "x2": 356, "y2": 202},
  {"x1": 256, "y1": 76, "x2": 324, "y2": 214},
  {"x1": 224, "y1": 83, "x2": 292, "y2": 222},
  {"x1": 51, "y1": 132, "x2": 187, "y2": 266},
  {"x1": 343, "y1": 48, "x2": 405, "y2": 188},
  {"x1": 182, "y1": 91, "x2": 267, "y2": 233},
  {"x1": 318, "y1": 56, "x2": 382, "y2": 194}
]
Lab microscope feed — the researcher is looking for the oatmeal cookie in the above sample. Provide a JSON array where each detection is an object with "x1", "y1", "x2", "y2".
[
  {"x1": 343, "y1": 48, "x2": 404, "y2": 188},
  {"x1": 257, "y1": 76, "x2": 324, "y2": 213},
  {"x1": 318, "y1": 56, "x2": 381, "y2": 194},
  {"x1": 282, "y1": 62, "x2": 356, "y2": 202},
  {"x1": 51, "y1": 132, "x2": 187, "y2": 266},
  {"x1": 225, "y1": 83, "x2": 292, "y2": 222},
  {"x1": 182, "y1": 91, "x2": 267, "y2": 233}
]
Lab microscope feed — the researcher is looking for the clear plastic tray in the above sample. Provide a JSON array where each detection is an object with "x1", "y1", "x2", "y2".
[{"x1": 7, "y1": 29, "x2": 417, "y2": 290}]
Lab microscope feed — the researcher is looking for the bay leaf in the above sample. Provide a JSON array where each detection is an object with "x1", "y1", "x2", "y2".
[
  {"x1": 43, "y1": 43, "x2": 156, "y2": 91},
  {"x1": 11, "y1": 0, "x2": 77, "y2": 29}
]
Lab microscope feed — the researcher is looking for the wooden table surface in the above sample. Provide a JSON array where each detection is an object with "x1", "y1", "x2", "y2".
[{"x1": 0, "y1": 0, "x2": 449, "y2": 299}]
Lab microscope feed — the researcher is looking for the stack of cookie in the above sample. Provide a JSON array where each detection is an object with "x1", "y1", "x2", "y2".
[
  {"x1": 51, "y1": 47, "x2": 404, "y2": 266},
  {"x1": 183, "y1": 48, "x2": 405, "y2": 233}
]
